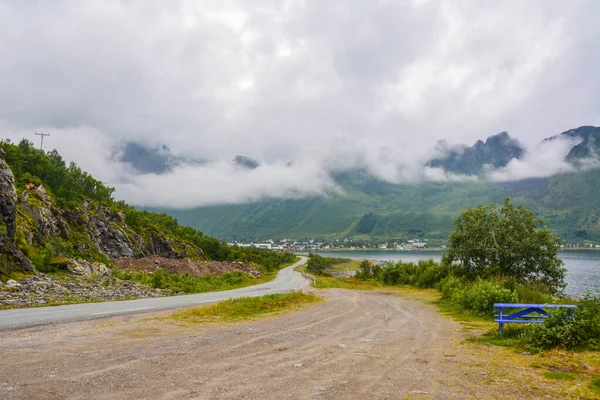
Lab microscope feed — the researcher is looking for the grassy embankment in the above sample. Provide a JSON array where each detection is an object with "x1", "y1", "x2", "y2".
[
  {"x1": 165, "y1": 291, "x2": 322, "y2": 324},
  {"x1": 114, "y1": 256, "x2": 302, "y2": 295}
]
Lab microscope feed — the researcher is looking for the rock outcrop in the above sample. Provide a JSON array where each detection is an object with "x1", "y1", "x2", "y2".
[
  {"x1": 16, "y1": 186, "x2": 204, "y2": 263},
  {"x1": 0, "y1": 146, "x2": 34, "y2": 272},
  {"x1": 427, "y1": 132, "x2": 525, "y2": 175}
]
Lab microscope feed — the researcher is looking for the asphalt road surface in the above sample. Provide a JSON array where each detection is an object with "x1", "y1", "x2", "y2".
[{"x1": 0, "y1": 256, "x2": 308, "y2": 331}]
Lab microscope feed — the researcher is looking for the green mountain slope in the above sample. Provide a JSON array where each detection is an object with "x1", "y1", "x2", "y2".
[
  {"x1": 163, "y1": 167, "x2": 600, "y2": 242},
  {"x1": 162, "y1": 127, "x2": 600, "y2": 242}
]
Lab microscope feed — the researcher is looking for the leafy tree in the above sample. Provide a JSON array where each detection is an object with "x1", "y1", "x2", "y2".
[{"x1": 444, "y1": 198, "x2": 565, "y2": 293}]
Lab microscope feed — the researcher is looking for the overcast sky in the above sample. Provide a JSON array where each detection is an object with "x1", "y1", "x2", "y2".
[{"x1": 1, "y1": 0, "x2": 599, "y2": 207}]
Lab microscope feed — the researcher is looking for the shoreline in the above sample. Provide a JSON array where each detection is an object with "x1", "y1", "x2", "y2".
[{"x1": 303, "y1": 247, "x2": 600, "y2": 253}]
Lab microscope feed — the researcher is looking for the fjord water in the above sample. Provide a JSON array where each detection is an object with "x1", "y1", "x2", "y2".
[{"x1": 316, "y1": 250, "x2": 600, "y2": 297}]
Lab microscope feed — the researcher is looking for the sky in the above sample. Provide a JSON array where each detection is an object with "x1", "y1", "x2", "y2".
[{"x1": 1, "y1": 0, "x2": 599, "y2": 207}]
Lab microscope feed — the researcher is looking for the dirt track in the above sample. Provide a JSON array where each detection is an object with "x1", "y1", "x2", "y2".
[{"x1": 0, "y1": 289, "x2": 564, "y2": 399}]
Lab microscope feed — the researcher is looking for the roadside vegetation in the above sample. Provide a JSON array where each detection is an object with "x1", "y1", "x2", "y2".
[
  {"x1": 305, "y1": 254, "x2": 350, "y2": 275},
  {"x1": 114, "y1": 269, "x2": 266, "y2": 294},
  {"x1": 113, "y1": 256, "x2": 301, "y2": 294},
  {"x1": 165, "y1": 291, "x2": 322, "y2": 323},
  {"x1": 308, "y1": 199, "x2": 600, "y2": 352}
]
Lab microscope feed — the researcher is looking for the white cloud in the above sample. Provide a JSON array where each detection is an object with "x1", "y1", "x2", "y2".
[
  {"x1": 488, "y1": 136, "x2": 583, "y2": 181},
  {"x1": 0, "y1": 0, "x2": 599, "y2": 206},
  {"x1": 114, "y1": 159, "x2": 335, "y2": 208}
]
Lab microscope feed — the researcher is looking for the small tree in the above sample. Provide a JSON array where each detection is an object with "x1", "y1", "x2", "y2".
[
  {"x1": 444, "y1": 198, "x2": 565, "y2": 293},
  {"x1": 306, "y1": 253, "x2": 328, "y2": 275}
]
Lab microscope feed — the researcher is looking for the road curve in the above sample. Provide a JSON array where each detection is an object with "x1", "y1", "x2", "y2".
[{"x1": 0, "y1": 256, "x2": 309, "y2": 331}]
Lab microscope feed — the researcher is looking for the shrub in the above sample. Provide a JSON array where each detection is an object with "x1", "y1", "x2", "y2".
[
  {"x1": 521, "y1": 292, "x2": 600, "y2": 350},
  {"x1": 355, "y1": 260, "x2": 370, "y2": 279},
  {"x1": 450, "y1": 278, "x2": 518, "y2": 316},
  {"x1": 306, "y1": 254, "x2": 348, "y2": 275},
  {"x1": 439, "y1": 275, "x2": 464, "y2": 299},
  {"x1": 369, "y1": 259, "x2": 453, "y2": 288},
  {"x1": 414, "y1": 259, "x2": 454, "y2": 289},
  {"x1": 512, "y1": 283, "x2": 557, "y2": 304}
]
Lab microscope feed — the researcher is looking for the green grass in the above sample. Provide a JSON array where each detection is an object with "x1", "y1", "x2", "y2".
[
  {"x1": 166, "y1": 291, "x2": 323, "y2": 323},
  {"x1": 113, "y1": 268, "x2": 276, "y2": 294},
  {"x1": 544, "y1": 372, "x2": 578, "y2": 381},
  {"x1": 114, "y1": 257, "x2": 300, "y2": 295},
  {"x1": 312, "y1": 276, "x2": 381, "y2": 290},
  {"x1": 328, "y1": 259, "x2": 363, "y2": 272},
  {"x1": 296, "y1": 264, "x2": 380, "y2": 290}
]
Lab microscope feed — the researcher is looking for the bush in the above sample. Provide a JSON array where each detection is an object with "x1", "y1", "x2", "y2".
[
  {"x1": 356, "y1": 260, "x2": 380, "y2": 280},
  {"x1": 306, "y1": 254, "x2": 348, "y2": 275},
  {"x1": 364, "y1": 259, "x2": 453, "y2": 289},
  {"x1": 414, "y1": 259, "x2": 454, "y2": 289},
  {"x1": 521, "y1": 292, "x2": 600, "y2": 350},
  {"x1": 439, "y1": 275, "x2": 464, "y2": 299},
  {"x1": 449, "y1": 278, "x2": 518, "y2": 316},
  {"x1": 512, "y1": 283, "x2": 557, "y2": 305}
]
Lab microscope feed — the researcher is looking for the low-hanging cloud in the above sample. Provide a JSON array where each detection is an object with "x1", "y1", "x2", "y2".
[
  {"x1": 1, "y1": 1, "x2": 600, "y2": 207},
  {"x1": 114, "y1": 159, "x2": 335, "y2": 208},
  {"x1": 487, "y1": 135, "x2": 595, "y2": 182}
]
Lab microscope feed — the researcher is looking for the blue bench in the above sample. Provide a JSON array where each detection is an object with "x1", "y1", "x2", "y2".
[{"x1": 494, "y1": 303, "x2": 578, "y2": 335}]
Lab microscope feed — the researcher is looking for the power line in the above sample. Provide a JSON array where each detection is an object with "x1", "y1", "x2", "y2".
[{"x1": 34, "y1": 132, "x2": 50, "y2": 150}]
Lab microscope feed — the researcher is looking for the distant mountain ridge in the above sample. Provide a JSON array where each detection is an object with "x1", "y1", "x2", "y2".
[
  {"x1": 160, "y1": 126, "x2": 600, "y2": 243},
  {"x1": 426, "y1": 131, "x2": 525, "y2": 175}
]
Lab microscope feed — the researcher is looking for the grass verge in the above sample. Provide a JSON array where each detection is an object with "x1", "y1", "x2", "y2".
[
  {"x1": 296, "y1": 265, "x2": 380, "y2": 290},
  {"x1": 165, "y1": 291, "x2": 323, "y2": 324}
]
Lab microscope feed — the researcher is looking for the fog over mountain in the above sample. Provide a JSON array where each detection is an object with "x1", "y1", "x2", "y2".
[{"x1": 1, "y1": 1, "x2": 600, "y2": 207}]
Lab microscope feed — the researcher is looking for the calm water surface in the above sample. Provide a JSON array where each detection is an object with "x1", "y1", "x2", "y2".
[{"x1": 314, "y1": 250, "x2": 600, "y2": 297}]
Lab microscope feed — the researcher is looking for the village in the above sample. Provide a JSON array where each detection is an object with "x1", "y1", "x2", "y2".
[
  {"x1": 227, "y1": 238, "x2": 436, "y2": 251},
  {"x1": 227, "y1": 238, "x2": 600, "y2": 252}
]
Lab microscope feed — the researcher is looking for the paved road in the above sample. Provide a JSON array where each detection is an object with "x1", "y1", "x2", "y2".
[{"x1": 0, "y1": 257, "x2": 309, "y2": 331}]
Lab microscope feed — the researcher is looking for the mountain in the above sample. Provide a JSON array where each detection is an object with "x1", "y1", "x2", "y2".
[
  {"x1": 118, "y1": 142, "x2": 174, "y2": 174},
  {"x1": 562, "y1": 126, "x2": 600, "y2": 163},
  {"x1": 427, "y1": 132, "x2": 525, "y2": 175},
  {"x1": 232, "y1": 155, "x2": 260, "y2": 169},
  {"x1": 163, "y1": 127, "x2": 600, "y2": 242},
  {"x1": 117, "y1": 142, "x2": 205, "y2": 174}
]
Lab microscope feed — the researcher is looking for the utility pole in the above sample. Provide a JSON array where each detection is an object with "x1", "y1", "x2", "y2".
[{"x1": 34, "y1": 132, "x2": 50, "y2": 150}]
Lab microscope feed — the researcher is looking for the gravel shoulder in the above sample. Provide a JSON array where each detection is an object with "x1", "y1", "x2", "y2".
[{"x1": 0, "y1": 289, "x2": 573, "y2": 399}]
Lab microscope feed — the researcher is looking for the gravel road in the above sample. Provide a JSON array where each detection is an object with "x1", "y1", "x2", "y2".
[{"x1": 0, "y1": 289, "x2": 555, "y2": 399}]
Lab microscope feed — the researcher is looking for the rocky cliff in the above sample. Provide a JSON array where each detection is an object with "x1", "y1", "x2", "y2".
[{"x1": 0, "y1": 146, "x2": 34, "y2": 273}]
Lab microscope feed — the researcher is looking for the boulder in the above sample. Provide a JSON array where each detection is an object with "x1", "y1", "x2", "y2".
[
  {"x1": 67, "y1": 260, "x2": 111, "y2": 277},
  {"x1": 5, "y1": 279, "x2": 22, "y2": 288}
]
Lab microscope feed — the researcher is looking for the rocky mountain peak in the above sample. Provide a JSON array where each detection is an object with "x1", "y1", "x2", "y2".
[{"x1": 426, "y1": 131, "x2": 524, "y2": 175}]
